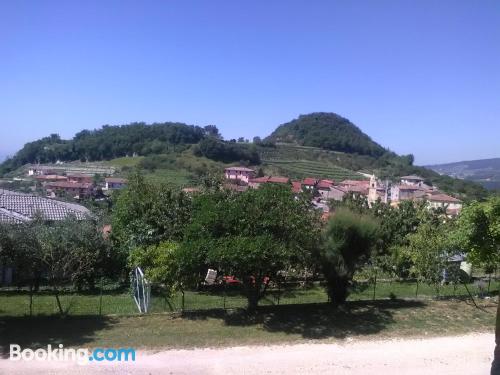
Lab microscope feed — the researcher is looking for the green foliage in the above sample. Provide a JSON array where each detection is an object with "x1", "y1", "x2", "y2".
[
  {"x1": 0, "y1": 122, "x2": 207, "y2": 174},
  {"x1": 320, "y1": 208, "x2": 380, "y2": 304},
  {"x1": 404, "y1": 221, "x2": 457, "y2": 286},
  {"x1": 456, "y1": 197, "x2": 500, "y2": 268},
  {"x1": 265, "y1": 112, "x2": 387, "y2": 157},
  {"x1": 179, "y1": 184, "x2": 320, "y2": 310},
  {"x1": 193, "y1": 137, "x2": 261, "y2": 164},
  {"x1": 112, "y1": 171, "x2": 192, "y2": 249},
  {"x1": 129, "y1": 241, "x2": 181, "y2": 296}
]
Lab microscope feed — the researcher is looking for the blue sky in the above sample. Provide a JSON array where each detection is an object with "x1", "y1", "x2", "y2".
[{"x1": 1, "y1": 1, "x2": 499, "y2": 165}]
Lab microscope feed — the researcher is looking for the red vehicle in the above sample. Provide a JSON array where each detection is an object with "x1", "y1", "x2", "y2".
[{"x1": 222, "y1": 276, "x2": 270, "y2": 285}]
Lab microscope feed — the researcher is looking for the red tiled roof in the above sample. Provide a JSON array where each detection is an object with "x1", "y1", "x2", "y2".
[
  {"x1": 291, "y1": 181, "x2": 302, "y2": 193},
  {"x1": 317, "y1": 180, "x2": 334, "y2": 189},
  {"x1": 249, "y1": 176, "x2": 270, "y2": 183},
  {"x1": 268, "y1": 176, "x2": 290, "y2": 184},
  {"x1": 302, "y1": 177, "x2": 318, "y2": 186}
]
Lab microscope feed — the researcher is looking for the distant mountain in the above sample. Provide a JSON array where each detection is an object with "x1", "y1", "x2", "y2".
[
  {"x1": 427, "y1": 158, "x2": 500, "y2": 190},
  {"x1": 265, "y1": 112, "x2": 387, "y2": 157}
]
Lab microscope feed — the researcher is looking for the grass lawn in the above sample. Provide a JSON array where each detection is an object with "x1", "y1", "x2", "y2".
[
  {"x1": 0, "y1": 281, "x2": 497, "y2": 317},
  {"x1": 0, "y1": 299, "x2": 496, "y2": 354}
]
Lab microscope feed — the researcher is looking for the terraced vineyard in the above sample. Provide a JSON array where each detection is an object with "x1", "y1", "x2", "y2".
[
  {"x1": 263, "y1": 159, "x2": 364, "y2": 181},
  {"x1": 258, "y1": 145, "x2": 363, "y2": 181}
]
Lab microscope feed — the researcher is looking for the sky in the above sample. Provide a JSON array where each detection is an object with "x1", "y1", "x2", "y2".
[{"x1": 0, "y1": 1, "x2": 499, "y2": 165}]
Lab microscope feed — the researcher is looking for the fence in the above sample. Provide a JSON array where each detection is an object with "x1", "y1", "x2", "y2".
[{"x1": 0, "y1": 277, "x2": 498, "y2": 317}]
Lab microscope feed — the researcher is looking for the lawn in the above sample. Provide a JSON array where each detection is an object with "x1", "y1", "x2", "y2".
[
  {"x1": 0, "y1": 280, "x2": 497, "y2": 317},
  {"x1": 0, "y1": 299, "x2": 496, "y2": 354}
]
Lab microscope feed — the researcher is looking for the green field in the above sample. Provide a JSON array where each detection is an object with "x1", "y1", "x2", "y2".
[{"x1": 1, "y1": 280, "x2": 497, "y2": 317}]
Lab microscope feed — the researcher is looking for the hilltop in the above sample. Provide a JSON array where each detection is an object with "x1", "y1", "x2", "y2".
[
  {"x1": 265, "y1": 112, "x2": 387, "y2": 157},
  {"x1": 427, "y1": 158, "x2": 500, "y2": 190},
  {"x1": 0, "y1": 113, "x2": 489, "y2": 200}
]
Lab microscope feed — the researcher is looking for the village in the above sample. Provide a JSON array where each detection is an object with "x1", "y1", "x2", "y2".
[{"x1": 223, "y1": 166, "x2": 463, "y2": 217}]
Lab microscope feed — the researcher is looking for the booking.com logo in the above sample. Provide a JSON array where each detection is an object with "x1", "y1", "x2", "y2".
[{"x1": 9, "y1": 344, "x2": 136, "y2": 365}]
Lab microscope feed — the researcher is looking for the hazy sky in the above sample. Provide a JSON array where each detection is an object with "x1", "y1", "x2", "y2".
[{"x1": 1, "y1": 1, "x2": 499, "y2": 165}]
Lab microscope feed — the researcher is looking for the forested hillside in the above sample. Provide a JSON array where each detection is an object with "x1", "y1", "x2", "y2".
[
  {"x1": 0, "y1": 122, "x2": 214, "y2": 174},
  {"x1": 265, "y1": 112, "x2": 387, "y2": 157}
]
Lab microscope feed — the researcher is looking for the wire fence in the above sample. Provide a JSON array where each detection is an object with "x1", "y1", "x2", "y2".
[{"x1": 0, "y1": 277, "x2": 498, "y2": 317}]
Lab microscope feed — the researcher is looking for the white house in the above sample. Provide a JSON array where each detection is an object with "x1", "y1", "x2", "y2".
[{"x1": 224, "y1": 167, "x2": 256, "y2": 184}]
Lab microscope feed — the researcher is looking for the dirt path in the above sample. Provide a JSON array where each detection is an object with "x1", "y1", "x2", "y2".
[{"x1": 0, "y1": 333, "x2": 495, "y2": 374}]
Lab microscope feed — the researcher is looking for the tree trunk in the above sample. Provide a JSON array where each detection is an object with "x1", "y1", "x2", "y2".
[
  {"x1": 245, "y1": 281, "x2": 261, "y2": 313},
  {"x1": 492, "y1": 300, "x2": 500, "y2": 374},
  {"x1": 326, "y1": 276, "x2": 349, "y2": 305}
]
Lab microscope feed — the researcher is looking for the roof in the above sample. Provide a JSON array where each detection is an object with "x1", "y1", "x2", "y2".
[
  {"x1": 267, "y1": 176, "x2": 290, "y2": 184},
  {"x1": 67, "y1": 173, "x2": 93, "y2": 178},
  {"x1": 35, "y1": 175, "x2": 68, "y2": 181},
  {"x1": 224, "y1": 167, "x2": 255, "y2": 172},
  {"x1": 105, "y1": 177, "x2": 127, "y2": 183},
  {"x1": 398, "y1": 184, "x2": 423, "y2": 191},
  {"x1": 0, "y1": 193, "x2": 90, "y2": 222},
  {"x1": 400, "y1": 175, "x2": 424, "y2": 180},
  {"x1": 291, "y1": 181, "x2": 302, "y2": 193},
  {"x1": 427, "y1": 193, "x2": 461, "y2": 203},
  {"x1": 340, "y1": 179, "x2": 370, "y2": 186},
  {"x1": 249, "y1": 176, "x2": 270, "y2": 183},
  {"x1": 317, "y1": 180, "x2": 334, "y2": 189},
  {"x1": 302, "y1": 178, "x2": 318, "y2": 186},
  {"x1": 46, "y1": 182, "x2": 94, "y2": 189}
]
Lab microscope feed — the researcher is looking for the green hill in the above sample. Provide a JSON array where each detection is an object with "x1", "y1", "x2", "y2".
[
  {"x1": 0, "y1": 113, "x2": 490, "y2": 200},
  {"x1": 265, "y1": 112, "x2": 386, "y2": 157}
]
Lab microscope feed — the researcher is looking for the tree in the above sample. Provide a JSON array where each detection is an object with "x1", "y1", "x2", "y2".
[
  {"x1": 112, "y1": 171, "x2": 192, "y2": 249},
  {"x1": 456, "y1": 197, "x2": 500, "y2": 269},
  {"x1": 455, "y1": 197, "x2": 500, "y2": 374},
  {"x1": 129, "y1": 241, "x2": 181, "y2": 298},
  {"x1": 179, "y1": 184, "x2": 320, "y2": 311},
  {"x1": 404, "y1": 221, "x2": 457, "y2": 294},
  {"x1": 320, "y1": 208, "x2": 380, "y2": 305}
]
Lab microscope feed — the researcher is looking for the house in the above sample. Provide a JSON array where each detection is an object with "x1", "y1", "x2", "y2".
[
  {"x1": 319, "y1": 185, "x2": 347, "y2": 201},
  {"x1": 28, "y1": 165, "x2": 56, "y2": 176},
  {"x1": 104, "y1": 177, "x2": 127, "y2": 190},
  {"x1": 34, "y1": 175, "x2": 68, "y2": 182},
  {"x1": 338, "y1": 180, "x2": 370, "y2": 197},
  {"x1": 224, "y1": 167, "x2": 255, "y2": 184},
  {"x1": 400, "y1": 175, "x2": 425, "y2": 186},
  {"x1": 301, "y1": 178, "x2": 318, "y2": 191},
  {"x1": 291, "y1": 181, "x2": 302, "y2": 194},
  {"x1": 0, "y1": 190, "x2": 90, "y2": 285},
  {"x1": 426, "y1": 193, "x2": 462, "y2": 212},
  {"x1": 67, "y1": 174, "x2": 94, "y2": 184},
  {"x1": 45, "y1": 181, "x2": 94, "y2": 199}
]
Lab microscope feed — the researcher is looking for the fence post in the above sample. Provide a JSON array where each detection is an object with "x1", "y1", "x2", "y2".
[
  {"x1": 415, "y1": 280, "x2": 419, "y2": 298},
  {"x1": 372, "y1": 268, "x2": 378, "y2": 301},
  {"x1": 223, "y1": 282, "x2": 226, "y2": 310},
  {"x1": 181, "y1": 290, "x2": 185, "y2": 312},
  {"x1": 29, "y1": 283, "x2": 33, "y2": 317},
  {"x1": 98, "y1": 277, "x2": 103, "y2": 316}
]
